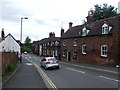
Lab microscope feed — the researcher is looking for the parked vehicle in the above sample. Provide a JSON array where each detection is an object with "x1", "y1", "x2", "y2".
[
  {"x1": 24, "y1": 51, "x2": 27, "y2": 54},
  {"x1": 40, "y1": 57, "x2": 59, "y2": 69}
]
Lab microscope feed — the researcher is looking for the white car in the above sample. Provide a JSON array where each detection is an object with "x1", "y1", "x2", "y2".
[{"x1": 40, "y1": 57, "x2": 59, "y2": 69}]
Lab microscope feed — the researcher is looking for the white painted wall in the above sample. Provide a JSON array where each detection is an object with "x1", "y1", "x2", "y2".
[{"x1": 0, "y1": 34, "x2": 20, "y2": 54}]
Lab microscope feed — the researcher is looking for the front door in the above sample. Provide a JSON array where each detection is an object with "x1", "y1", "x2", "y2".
[{"x1": 67, "y1": 51, "x2": 71, "y2": 61}]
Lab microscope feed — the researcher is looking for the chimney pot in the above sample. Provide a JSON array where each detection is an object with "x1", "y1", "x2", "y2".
[{"x1": 69, "y1": 22, "x2": 73, "y2": 29}]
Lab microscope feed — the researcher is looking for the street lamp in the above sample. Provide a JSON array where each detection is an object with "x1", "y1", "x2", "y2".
[
  {"x1": 20, "y1": 17, "x2": 28, "y2": 43},
  {"x1": 20, "y1": 17, "x2": 28, "y2": 63}
]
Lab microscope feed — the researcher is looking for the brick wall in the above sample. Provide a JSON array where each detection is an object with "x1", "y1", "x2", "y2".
[{"x1": 61, "y1": 34, "x2": 117, "y2": 65}]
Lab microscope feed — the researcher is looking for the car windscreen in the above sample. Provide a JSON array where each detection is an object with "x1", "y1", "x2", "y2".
[{"x1": 48, "y1": 58, "x2": 56, "y2": 61}]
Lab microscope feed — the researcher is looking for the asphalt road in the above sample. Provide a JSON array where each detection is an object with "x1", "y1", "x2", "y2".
[
  {"x1": 23, "y1": 54, "x2": 119, "y2": 89},
  {"x1": 2, "y1": 56, "x2": 47, "y2": 89}
]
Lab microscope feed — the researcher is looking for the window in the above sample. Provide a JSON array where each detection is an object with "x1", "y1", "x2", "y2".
[
  {"x1": 82, "y1": 27, "x2": 90, "y2": 36},
  {"x1": 82, "y1": 28, "x2": 87, "y2": 36},
  {"x1": 63, "y1": 50, "x2": 66, "y2": 57},
  {"x1": 51, "y1": 42, "x2": 54, "y2": 46},
  {"x1": 63, "y1": 40, "x2": 66, "y2": 46},
  {"x1": 55, "y1": 41, "x2": 59, "y2": 46},
  {"x1": 73, "y1": 39, "x2": 77, "y2": 46},
  {"x1": 55, "y1": 50, "x2": 58, "y2": 56},
  {"x1": 73, "y1": 50, "x2": 77, "y2": 59},
  {"x1": 47, "y1": 42, "x2": 49, "y2": 46},
  {"x1": 82, "y1": 44, "x2": 86, "y2": 54},
  {"x1": 101, "y1": 45, "x2": 108, "y2": 57},
  {"x1": 102, "y1": 23, "x2": 109, "y2": 34}
]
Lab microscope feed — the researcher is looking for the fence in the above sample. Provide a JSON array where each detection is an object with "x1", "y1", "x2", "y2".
[{"x1": 1, "y1": 52, "x2": 18, "y2": 74}]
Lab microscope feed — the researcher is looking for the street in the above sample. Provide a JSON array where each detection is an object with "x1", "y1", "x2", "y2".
[{"x1": 23, "y1": 54, "x2": 119, "y2": 89}]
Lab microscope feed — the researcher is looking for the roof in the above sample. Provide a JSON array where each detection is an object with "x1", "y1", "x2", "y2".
[
  {"x1": 61, "y1": 15, "x2": 120, "y2": 39},
  {"x1": 0, "y1": 33, "x2": 20, "y2": 44},
  {"x1": 0, "y1": 38, "x2": 2, "y2": 43},
  {"x1": 33, "y1": 36, "x2": 61, "y2": 45}
]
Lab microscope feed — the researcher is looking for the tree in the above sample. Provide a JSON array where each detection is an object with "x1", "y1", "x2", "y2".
[
  {"x1": 24, "y1": 36, "x2": 31, "y2": 44},
  {"x1": 90, "y1": 4, "x2": 117, "y2": 21},
  {"x1": 21, "y1": 36, "x2": 32, "y2": 53}
]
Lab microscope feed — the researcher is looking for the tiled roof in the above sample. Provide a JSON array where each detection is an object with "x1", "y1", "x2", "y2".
[
  {"x1": 33, "y1": 37, "x2": 60, "y2": 45},
  {"x1": 0, "y1": 38, "x2": 2, "y2": 43},
  {"x1": 61, "y1": 15, "x2": 120, "y2": 39}
]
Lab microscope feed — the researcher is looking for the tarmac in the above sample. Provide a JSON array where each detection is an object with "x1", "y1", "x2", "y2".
[{"x1": 2, "y1": 58, "x2": 48, "y2": 89}]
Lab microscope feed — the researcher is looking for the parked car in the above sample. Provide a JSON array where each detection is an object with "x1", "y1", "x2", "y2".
[
  {"x1": 24, "y1": 51, "x2": 27, "y2": 54},
  {"x1": 40, "y1": 57, "x2": 59, "y2": 69}
]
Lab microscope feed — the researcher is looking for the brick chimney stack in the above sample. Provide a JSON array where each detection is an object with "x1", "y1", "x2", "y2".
[
  {"x1": 1, "y1": 28, "x2": 5, "y2": 39},
  {"x1": 86, "y1": 11, "x2": 94, "y2": 24},
  {"x1": 49, "y1": 32, "x2": 55, "y2": 37},
  {"x1": 69, "y1": 22, "x2": 73, "y2": 29},
  {"x1": 61, "y1": 28, "x2": 64, "y2": 37}
]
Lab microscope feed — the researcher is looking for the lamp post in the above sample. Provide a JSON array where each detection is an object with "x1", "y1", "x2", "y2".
[
  {"x1": 20, "y1": 17, "x2": 28, "y2": 43},
  {"x1": 20, "y1": 17, "x2": 28, "y2": 63}
]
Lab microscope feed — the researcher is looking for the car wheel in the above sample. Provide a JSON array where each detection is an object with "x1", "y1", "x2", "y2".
[
  {"x1": 57, "y1": 66, "x2": 59, "y2": 69},
  {"x1": 44, "y1": 66, "x2": 48, "y2": 70}
]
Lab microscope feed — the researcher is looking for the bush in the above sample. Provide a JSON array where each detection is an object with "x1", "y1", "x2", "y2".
[{"x1": 5, "y1": 64, "x2": 17, "y2": 74}]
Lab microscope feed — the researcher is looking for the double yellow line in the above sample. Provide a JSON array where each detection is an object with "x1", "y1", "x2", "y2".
[
  {"x1": 34, "y1": 64, "x2": 58, "y2": 90},
  {"x1": 60, "y1": 62, "x2": 118, "y2": 74}
]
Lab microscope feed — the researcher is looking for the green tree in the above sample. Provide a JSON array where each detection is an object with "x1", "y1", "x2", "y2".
[
  {"x1": 21, "y1": 36, "x2": 32, "y2": 53},
  {"x1": 24, "y1": 36, "x2": 31, "y2": 44},
  {"x1": 90, "y1": 4, "x2": 117, "y2": 21}
]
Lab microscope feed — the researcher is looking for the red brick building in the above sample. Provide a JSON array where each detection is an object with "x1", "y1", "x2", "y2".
[
  {"x1": 60, "y1": 15, "x2": 120, "y2": 65},
  {"x1": 32, "y1": 32, "x2": 61, "y2": 60}
]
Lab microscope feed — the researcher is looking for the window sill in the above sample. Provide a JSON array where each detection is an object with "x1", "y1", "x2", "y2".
[{"x1": 101, "y1": 55, "x2": 107, "y2": 58}]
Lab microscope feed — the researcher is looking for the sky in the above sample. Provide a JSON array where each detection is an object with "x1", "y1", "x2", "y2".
[{"x1": 0, "y1": 0, "x2": 119, "y2": 43}]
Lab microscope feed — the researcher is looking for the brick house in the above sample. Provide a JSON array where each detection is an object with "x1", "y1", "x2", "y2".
[
  {"x1": 60, "y1": 15, "x2": 120, "y2": 65},
  {"x1": 32, "y1": 32, "x2": 61, "y2": 60}
]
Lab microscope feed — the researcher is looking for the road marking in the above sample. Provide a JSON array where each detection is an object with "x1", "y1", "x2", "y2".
[
  {"x1": 60, "y1": 62, "x2": 118, "y2": 74},
  {"x1": 67, "y1": 68, "x2": 85, "y2": 74},
  {"x1": 26, "y1": 63, "x2": 33, "y2": 66},
  {"x1": 99, "y1": 76, "x2": 120, "y2": 82},
  {"x1": 34, "y1": 63, "x2": 58, "y2": 90}
]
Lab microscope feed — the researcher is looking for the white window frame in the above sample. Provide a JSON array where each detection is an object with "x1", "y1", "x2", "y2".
[
  {"x1": 82, "y1": 27, "x2": 87, "y2": 36},
  {"x1": 82, "y1": 44, "x2": 86, "y2": 54},
  {"x1": 102, "y1": 23, "x2": 109, "y2": 34},
  {"x1": 63, "y1": 50, "x2": 66, "y2": 57},
  {"x1": 73, "y1": 50, "x2": 77, "y2": 57},
  {"x1": 55, "y1": 49, "x2": 58, "y2": 56},
  {"x1": 63, "y1": 40, "x2": 66, "y2": 46},
  {"x1": 73, "y1": 39, "x2": 77, "y2": 46},
  {"x1": 101, "y1": 45, "x2": 108, "y2": 57}
]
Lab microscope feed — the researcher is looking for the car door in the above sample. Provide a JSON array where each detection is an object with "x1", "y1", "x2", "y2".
[{"x1": 41, "y1": 59, "x2": 46, "y2": 67}]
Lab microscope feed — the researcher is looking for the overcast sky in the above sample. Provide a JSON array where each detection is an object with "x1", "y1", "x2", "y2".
[{"x1": 0, "y1": 0, "x2": 119, "y2": 43}]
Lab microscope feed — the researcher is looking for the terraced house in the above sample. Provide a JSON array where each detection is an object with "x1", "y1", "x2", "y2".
[
  {"x1": 60, "y1": 15, "x2": 120, "y2": 65},
  {"x1": 32, "y1": 32, "x2": 61, "y2": 60}
]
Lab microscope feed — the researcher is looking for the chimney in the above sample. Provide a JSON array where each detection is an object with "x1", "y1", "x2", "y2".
[
  {"x1": 1, "y1": 28, "x2": 5, "y2": 39},
  {"x1": 49, "y1": 32, "x2": 53, "y2": 37},
  {"x1": 69, "y1": 22, "x2": 73, "y2": 29},
  {"x1": 61, "y1": 28, "x2": 64, "y2": 37},
  {"x1": 52, "y1": 32, "x2": 55, "y2": 37},
  {"x1": 86, "y1": 11, "x2": 94, "y2": 24},
  {"x1": 49, "y1": 32, "x2": 55, "y2": 37}
]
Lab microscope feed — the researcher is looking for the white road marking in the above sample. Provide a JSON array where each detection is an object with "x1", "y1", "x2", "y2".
[
  {"x1": 26, "y1": 63, "x2": 33, "y2": 66},
  {"x1": 99, "y1": 76, "x2": 120, "y2": 82},
  {"x1": 67, "y1": 68, "x2": 85, "y2": 74}
]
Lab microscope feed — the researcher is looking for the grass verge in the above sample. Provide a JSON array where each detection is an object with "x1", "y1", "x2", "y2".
[{"x1": 2, "y1": 63, "x2": 19, "y2": 83}]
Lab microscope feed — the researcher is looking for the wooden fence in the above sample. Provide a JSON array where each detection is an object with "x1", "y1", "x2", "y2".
[{"x1": 1, "y1": 52, "x2": 18, "y2": 74}]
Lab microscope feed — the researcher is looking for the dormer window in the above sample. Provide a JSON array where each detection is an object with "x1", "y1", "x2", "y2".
[
  {"x1": 73, "y1": 39, "x2": 77, "y2": 46},
  {"x1": 102, "y1": 23, "x2": 109, "y2": 34},
  {"x1": 82, "y1": 27, "x2": 90, "y2": 36}
]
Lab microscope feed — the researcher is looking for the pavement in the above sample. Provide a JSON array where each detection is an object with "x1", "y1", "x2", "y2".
[{"x1": 2, "y1": 58, "x2": 48, "y2": 89}]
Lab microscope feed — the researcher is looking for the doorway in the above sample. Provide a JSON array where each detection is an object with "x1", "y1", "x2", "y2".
[{"x1": 67, "y1": 51, "x2": 71, "y2": 61}]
